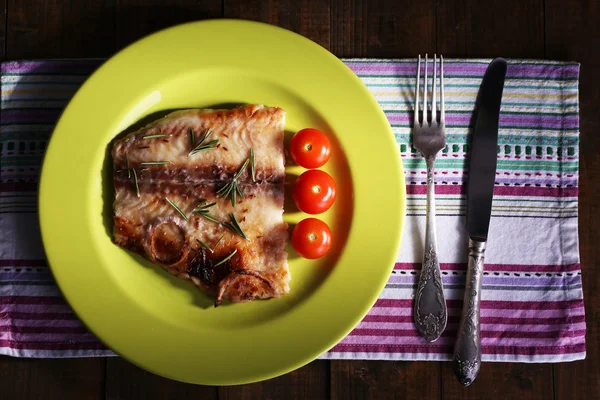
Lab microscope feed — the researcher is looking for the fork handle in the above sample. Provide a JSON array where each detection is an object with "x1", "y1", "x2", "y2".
[
  {"x1": 414, "y1": 156, "x2": 447, "y2": 342},
  {"x1": 452, "y1": 238, "x2": 486, "y2": 386}
]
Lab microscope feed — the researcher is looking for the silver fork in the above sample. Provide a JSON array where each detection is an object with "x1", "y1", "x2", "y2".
[{"x1": 412, "y1": 54, "x2": 448, "y2": 342}]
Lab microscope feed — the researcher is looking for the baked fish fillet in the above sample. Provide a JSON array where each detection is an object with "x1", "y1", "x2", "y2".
[{"x1": 112, "y1": 104, "x2": 289, "y2": 306}]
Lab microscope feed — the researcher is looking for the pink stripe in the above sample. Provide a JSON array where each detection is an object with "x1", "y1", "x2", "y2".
[
  {"x1": 358, "y1": 321, "x2": 587, "y2": 333},
  {"x1": 329, "y1": 343, "x2": 585, "y2": 356},
  {"x1": 361, "y1": 314, "x2": 586, "y2": 325},
  {"x1": 0, "y1": 311, "x2": 78, "y2": 321},
  {"x1": 0, "y1": 296, "x2": 66, "y2": 305},
  {"x1": 0, "y1": 339, "x2": 106, "y2": 351},
  {"x1": 374, "y1": 299, "x2": 584, "y2": 310},
  {"x1": 394, "y1": 262, "x2": 582, "y2": 273},
  {"x1": 406, "y1": 184, "x2": 578, "y2": 197},
  {"x1": 366, "y1": 306, "x2": 584, "y2": 319},
  {"x1": 349, "y1": 328, "x2": 586, "y2": 340},
  {"x1": 0, "y1": 325, "x2": 89, "y2": 334}
]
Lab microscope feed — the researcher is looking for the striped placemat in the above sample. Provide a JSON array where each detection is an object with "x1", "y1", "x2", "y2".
[{"x1": 0, "y1": 59, "x2": 585, "y2": 362}]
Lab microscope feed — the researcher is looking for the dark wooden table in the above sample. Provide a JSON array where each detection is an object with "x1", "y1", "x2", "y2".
[{"x1": 1, "y1": 1, "x2": 598, "y2": 399}]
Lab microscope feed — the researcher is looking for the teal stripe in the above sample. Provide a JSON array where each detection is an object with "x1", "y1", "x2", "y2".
[{"x1": 401, "y1": 160, "x2": 578, "y2": 172}]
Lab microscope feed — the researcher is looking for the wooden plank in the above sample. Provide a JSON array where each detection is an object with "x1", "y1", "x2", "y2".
[
  {"x1": 6, "y1": 0, "x2": 116, "y2": 59},
  {"x1": 439, "y1": 0, "x2": 545, "y2": 57},
  {"x1": 545, "y1": 1, "x2": 600, "y2": 398},
  {"x1": 116, "y1": 0, "x2": 223, "y2": 49},
  {"x1": 0, "y1": 0, "x2": 6, "y2": 59},
  {"x1": 223, "y1": 0, "x2": 330, "y2": 50},
  {"x1": 0, "y1": 356, "x2": 105, "y2": 400},
  {"x1": 105, "y1": 357, "x2": 218, "y2": 399},
  {"x1": 330, "y1": 0, "x2": 435, "y2": 58},
  {"x1": 219, "y1": 360, "x2": 329, "y2": 400},
  {"x1": 441, "y1": 362, "x2": 554, "y2": 399},
  {"x1": 330, "y1": 360, "x2": 439, "y2": 400}
]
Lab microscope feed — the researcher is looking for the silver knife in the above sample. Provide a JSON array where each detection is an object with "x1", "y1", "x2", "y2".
[{"x1": 451, "y1": 57, "x2": 507, "y2": 386}]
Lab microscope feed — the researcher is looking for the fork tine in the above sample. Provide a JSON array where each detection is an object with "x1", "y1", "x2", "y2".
[
  {"x1": 414, "y1": 55, "x2": 421, "y2": 128},
  {"x1": 440, "y1": 55, "x2": 445, "y2": 124},
  {"x1": 432, "y1": 55, "x2": 437, "y2": 125},
  {"x1": 423, "y1": 54, "x2": 428, "y2": 125}
]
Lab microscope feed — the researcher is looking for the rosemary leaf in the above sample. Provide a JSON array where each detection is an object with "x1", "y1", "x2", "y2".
[
  {"x1": 140, "y1": 161, "x2": 170, "y2": 165},
  {"x1": 250, "y1": 148, "x2": 256, "y2": 182},
  {"x1": 234, "y1": 158, "x2": 250, "y2": 180},
  {"x1": 196, "y1": 238, "x2": 213, "y2": 253},
  {"x1": 222, "y1": 213, "x2": 248, "y2": 240},
  {"x1": 213, "y1": 234, "x2": 225, "y2": 250},
  {"x1": 132, "y1": 168, "x2": 140, "y2": 198},
  {"x1": 126, "y1": 154, "x2": 131, "y2": 179},
  {"x1": 142, "y1": 134, "x2": 169, "y2": 139},
  {"x1": 189, "y1": 128, "x2": 218, "y2": 156},
  {"x1": 214, "y1": 249, "x2": 238, "y2": 267},
  {"x1": 189, "y1": 127, "x2": 195, "y2": 146},
  {"x1": 165, "y1": 197, "x2": 188, "y2": 221}
]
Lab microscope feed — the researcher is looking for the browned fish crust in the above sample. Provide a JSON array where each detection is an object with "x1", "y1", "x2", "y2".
[{"x1": 112, "y1": 104, "x2": 289, "y2": 306}]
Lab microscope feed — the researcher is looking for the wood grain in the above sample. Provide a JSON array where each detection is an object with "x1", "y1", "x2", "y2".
[
  {"x1": 6, "y1": 0, "x2": 116, "y2": 59},
  {"x1": 105, "y1": 357, "x2": 218, "y2": 399},
  {"x1": 0, "y1": 356, "x2": 105, "y2": 400},
  {"x1": 223, "y1": 0, "x2": 330, "y2": 50},
  {"x1": 219, "y1": 360, "x2": 329, "y2": 400},
  {"x1": 116, "y1": 0, "x2": 222, "y2": 49},
  {"x1": 545, "y1": 0, "x2": 600, "y2": 398},
  {"x1": 441, "y1": 362, "x2": 554, "y2": 399},
  {"x1": 330, "y1": 360, "x2": 440, "y2": 400},
  {"x1": 330, "y1": 0, "x2": 435, "y2": 58}
]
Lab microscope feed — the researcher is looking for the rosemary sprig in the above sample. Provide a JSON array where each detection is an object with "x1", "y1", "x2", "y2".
[
  {"x1": 191, "y1": 199, "x2": 220, "y2": 224},
  {"x1": 222, "y1": 213, "x2": 249, "y2": 240},
  {"x1": 142, "y1": 134, "x2": 169, "y2": 139},
  {"x1": 165, "y1": 197, "x2": 188, "y2": 221},
  {"x1": 216, "y1": 158, "x2": 250, "y2": 207},
  {"x1": 250, "y1": 148, "x2": 256, "y2": 182},
  {"x1": 189, "y1": 127, "x2": 195, "y2": 146},
  {"x1": 125, "y1": 154, "x2": 131, "y2": 178},
  {"x1": 189, "y1": 128, "x2": 218, "y2": 156},
  {"x1": 132, "y1": 168, "x2": 140, "y2": 198},
  {"x1": 214, "y1": 249, "x2": 238, "y2": 267},
  {"x1": 195, "y1": 234, "x2": 225, "y2": 254},
  {"x1": 140, "y1": 161, "x2": 170, "y2": 165}
]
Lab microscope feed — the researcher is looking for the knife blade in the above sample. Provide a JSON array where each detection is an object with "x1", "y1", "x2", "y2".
[{"x1": 451, "y1": 57, "x2": 507, "y2": 387}]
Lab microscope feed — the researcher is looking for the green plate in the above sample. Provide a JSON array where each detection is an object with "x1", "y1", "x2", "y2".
[{"x1": 39, "y1": 20, "x2": 405, "y2": 385}]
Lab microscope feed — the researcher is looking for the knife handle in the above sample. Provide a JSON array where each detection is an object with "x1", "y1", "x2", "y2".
[{"x1": 452, "y1": 238, "x2": 486, "y2": 386}]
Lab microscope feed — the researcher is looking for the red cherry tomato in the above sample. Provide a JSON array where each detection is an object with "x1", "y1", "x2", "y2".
[
  {"x1": 289, "y1": 128, "x2": 332, "y2": 168},
  {"x1": 291, "y1": 218, "x2": 332, "y2": 259},
  {"x1": 292, "y1": 170, "x2": 337, "y2": 214}
]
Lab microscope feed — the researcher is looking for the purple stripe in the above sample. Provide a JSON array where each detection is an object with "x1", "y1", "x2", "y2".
[
  {"x1": 1, "y1": 60, "x2": 102, "y2": 74},
  {"x1": 0, "y1": 303, "x2": 75, "y2": 314},
  {"x1": 0, "y1": 296, "x2": 66, "y2": 305},
  {"x1": 346, "y1": 62, "x2": 579, "y2": 79},
  {"x1": 374, "y1": 299, "x2": 584, "y2": 310},
  {"x1": 1, "y1": 110, "x2": 62, "y2": 124},
  {"x1": 395, "y1": 262, "x2": 581, "y2": 273},
  {"x1": 0, "y1": 325, "x2": 90, "y2": 334},
  {"x1": 349, "y1": 328, "x2": 586, "y2": 340},
  {"x1": 0, "y1": 260, "x2": 47, "y2": 267},
  {"x1": 330, "y1": 343, "x2": 585, "y2": 356},
  {"x1": 406, "y1": 184, "x2": 578, "y2": 197}
]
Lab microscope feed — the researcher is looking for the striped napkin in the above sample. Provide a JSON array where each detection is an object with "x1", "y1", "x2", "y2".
[{"x1": 0, "y1": 59, "x2": 585, "y2": 362}]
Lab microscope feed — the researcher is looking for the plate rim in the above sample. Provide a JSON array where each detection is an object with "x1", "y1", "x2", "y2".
[{"x1": 38, "y1": 19, "x2": 406, "y2": 385}]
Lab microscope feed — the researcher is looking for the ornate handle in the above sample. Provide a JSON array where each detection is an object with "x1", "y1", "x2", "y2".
[
  {"x1": 413, "y1": 156, "x2": 447, "y2": 342},
  {"x1": 452, "y1": 238, "x2": 486, "y2": 386}
]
